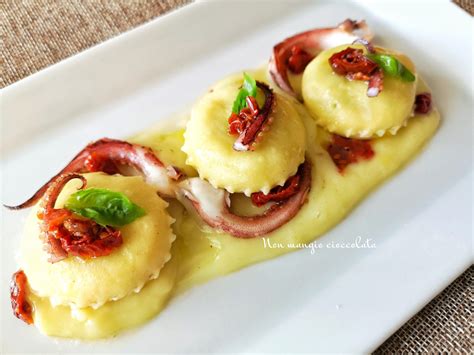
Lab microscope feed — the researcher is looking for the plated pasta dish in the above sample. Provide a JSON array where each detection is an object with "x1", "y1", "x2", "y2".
[{"x1": 7, "y1": 19, "x2": 439, "y2": 339}]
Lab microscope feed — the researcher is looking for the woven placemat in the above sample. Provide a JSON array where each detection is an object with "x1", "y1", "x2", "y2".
[
  {"x1": 375, "y1": 266, "x2": 472, "y2": 353},
  {"x1": 1, "y1": 1, "x2": 472, "y2": 353},
  {"x1": 0, "y1": 0, "x2": 190, "y2": 87},
  {"x1": 454, "y1": 0, "x2": 473, "y2": 15}
]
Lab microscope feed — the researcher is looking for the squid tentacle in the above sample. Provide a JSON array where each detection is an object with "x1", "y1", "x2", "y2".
[
  {"x1": 37, "y1": 173, "x2": 84, "y2": 263},
  {"x1": 4, "y1": 138, "x2": 180, "y2": 210},
  {"x1": 233, "y1": 81, "x2": 276, "y2": 151},
  {"x1": 38, "y1": 173, "x2": 123, "y2": 263},
  {"x1": 6, "y1": 139, "x2": 312, "y2": 238},
  {"x1": 39, "y1": 173, "x2": 87, "y2": 214},
  {"x1": 178, "y1": 160, "x2": 312, "y2": 238},
  {"x1": 269, "y1": 18, "x2": 372, "y2": 96}
]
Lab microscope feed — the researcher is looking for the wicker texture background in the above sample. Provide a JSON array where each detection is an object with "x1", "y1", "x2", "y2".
[
  {"x1": 1, "y1": 0, "x2": 190, "y2": 87},
  {"x1": 1, "y1": 0, "x2": 472, "y2": 353},
  {"x1": 454, "y1": 0, "x2": 473, "y2": 14}
]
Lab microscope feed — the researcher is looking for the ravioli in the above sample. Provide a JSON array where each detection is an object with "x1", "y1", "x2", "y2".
[
  {"x1": 20, "y1": 173, "x2": 175, "y2": 308},
  {"x1": 302, "y1": 44, "x2": 417, "y2": 138},
  {"x1": 182, "y1": 72, "x2": 306, "y2": 195},
  {"x1": 27, "y1": 251, "x2": 177, "y2": 339}
]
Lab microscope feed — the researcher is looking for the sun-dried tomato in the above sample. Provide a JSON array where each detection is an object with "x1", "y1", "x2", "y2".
[
  {"x1": 414, "y1": 93, "x2": 432, "y2": 114},
  {"x1": 233, "y1": 83, "x2": 275, "y2": 151},
  {"x1": 37, "y1": 174, "x2": 123, "y2": 263},
  {"x1": 329, "y1": 47, "x2": 383, "y2": 96},
  {"x1": 10, "y1": 270, "x2": 33, "y2": 325},
  {"x1": 40, "y1": 210, "x2": 123, "y2": 261},
  {"x1": 251, "y1": 167, "x2": 302, "y2": 207},
  {"x1": 228, "y1": 82, "x2": 275, "y2": 151},
  {"x1": 287, "y1": 45, "x2": 314, "y2": 74},
  {"x1": 85, "y1": 153, "x2": 119, "y2": 174},
  {"x1": 329, "y1": 47, "x2": 378, "y2": 78},
  {"x1": 228, "y1": 96, "x2": 260, "y2": 136},
  {"x1": 57, "y1": 219, "x2": 123, "y2": 259},
  {"x1": 327, "y1": 134, "x2": 374, "y2": 173}
]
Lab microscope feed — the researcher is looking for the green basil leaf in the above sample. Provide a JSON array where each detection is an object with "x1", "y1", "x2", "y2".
[
  {"x1": 231, "y1": 89, "x2": 248, "y2": 114},
  {"x1": 64, "y1": 188, "x2": 146, "y2": 227},
  {"x1": 231, "y1": 72, "x2": 257, "y2": 114},
  {"x1": 242, "y1": 72, "x2": 257, "y2": 97},
  {"x1": 398, "y1": 64, "x2": 416, "y2": 82},
  {"x1": 367, "y1": 54, "x2": 415, "y2": 82}
]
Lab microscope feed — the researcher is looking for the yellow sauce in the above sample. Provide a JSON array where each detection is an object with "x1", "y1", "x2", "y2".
[{"x1": 25, "y1": 70, "x2": 439, "y2": 339}]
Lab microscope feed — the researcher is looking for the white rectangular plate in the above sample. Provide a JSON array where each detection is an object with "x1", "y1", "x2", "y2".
[{"x1": 1, "y1": 0, "x2": 472, "y2": 353}]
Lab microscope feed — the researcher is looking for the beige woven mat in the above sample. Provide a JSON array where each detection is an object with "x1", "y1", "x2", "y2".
[
  {"x1": 1, "y1": 0, "x2": 472, "y2": 353},
  {"x1": 454, "y1": 0, "x2": 473, "y2": 15}
]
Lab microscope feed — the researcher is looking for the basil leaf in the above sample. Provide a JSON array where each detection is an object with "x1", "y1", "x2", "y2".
[
  {"x1": 399, "y1": 65, "x2": 416, "y2": 82},
  {"x1": 367, "y1": 54, "x2": 415, "y2": 82},
  {"x1": 231, "y1": 90, "x2": 248, "y2": 114},
  {"x1": 231, "y1": 72, "x2": 257, "y2": 114},
  {"x1": 242, "y1": 72, "x2": 257, "y2": 97},
  {"x1": 65, "y1": 188, "x2": 146, "y2": 227}
]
